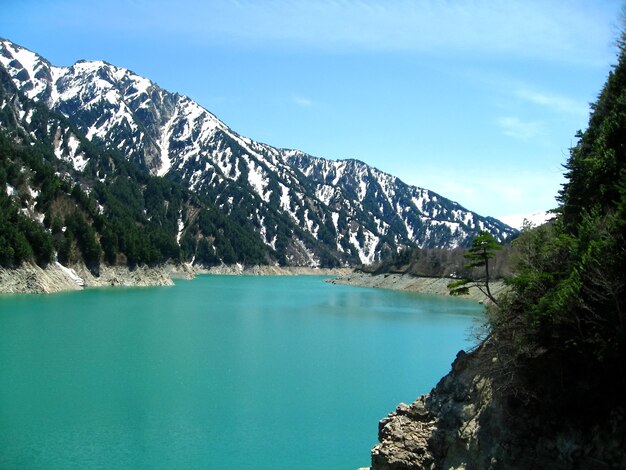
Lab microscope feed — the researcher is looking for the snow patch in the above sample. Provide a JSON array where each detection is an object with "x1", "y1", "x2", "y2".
[
  {"x1": 316, "y1": 184, "x2": 336, "y2": 206},
  {"x1": 176, "y1": 212, "x2": 185, "y2": 243},
  {"x1": 358, "y1": 177, "x2": 367, "y2": 200},
  {"x1": 303, "y1": 209, "x2": 319, "y2": 238},
  {"x1": 67, "y1": 134, "x2": 80, "y2": 156},
  {"x1": 498, "y1": 211, "x2": 551, "y2": 230},
  {"x1": 66, "y1": 134, "x2": 88, "y2": 171},
  {"x1": 247, "y1": 160, "x2": 269, "y2": 199},
  {"x1": 0, "y1": 40, "x2": 48, "y2": 99},
  {"x1": 279, "y1": 184, "x2": 290, "y2": 211},
  {"x1": 55, "y1": 262, "x2": 85, "y2": 286},
  {"x1": 158, "y1": 111, "x2": 178, "y2": 176}
]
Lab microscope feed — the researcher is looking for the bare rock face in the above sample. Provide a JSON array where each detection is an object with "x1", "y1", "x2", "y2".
[
  {"x1": 0, "y1": 263, "x2": 175, "y2": 294},
  {"x1": 370, "y1": 347, "x2": 503, "y2": 470},
  {"x1": 372, "y1": 399, "x2": 437, "y2": 469},
  {"x1": 366, "y1": 342, "x2": 626, "y2": 470},
  {"x1": 75, "y1": 264, "x2": 175, "y2": 288},
  {"x1": 0, "y1": 263, "x2": 83, "y2": 294}
]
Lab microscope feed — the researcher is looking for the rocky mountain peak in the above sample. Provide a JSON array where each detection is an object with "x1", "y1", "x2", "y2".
[{"x1": 0, "y1": 37, "x2": 517, "y2": 266}]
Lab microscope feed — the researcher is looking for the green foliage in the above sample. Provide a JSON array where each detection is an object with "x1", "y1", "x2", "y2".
[
  {"x1": 559, "y1": 31, "x2": 626, "y2": 232},
  {"x1": 488, "y1": 29, "x2": 626, "y2": 420},
  {"x1": 446, "y1": 278, "x2": 471, "y2": 296},
  {"x1": 505, "y1": 28, "x2": 626, "y2": 364},
  {"x1": 463, "y1": 231, "x2": 502, "y2": 268},
  {"x1": 506, "y1": 212, "x2": 625, "y2": 362},
  {"x1": 0, "y1": 117, "x2": 269, "y2": 270},
  {"x1": 0, "y1": 135, "x2": 54, "y2": 267},
  {"x1": 65, "y1": 212, "x2": 102, "y2": 268},
  {"x1": 447, "y1": 230, "x2": 502, "y2": 304}
]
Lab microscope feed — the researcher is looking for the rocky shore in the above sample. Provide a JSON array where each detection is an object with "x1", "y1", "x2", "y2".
[
  {"x1": 327, "y1": 271, "x2": 507, "y2": 303},
  {"x1": 360, "y1": 337, "x2": 626, "y2": 470},
  {"x1": 198, "y1": 264, "x2": 352, "y2": 277},
  {"x1": 0, "y1": 262, "x2": 351, "y2": 295},
  {"x1": 0, "y1": 262, "x2": 175, "y2": 294},
  {"x1": 363, "y1": 342, "x2": 505, "y2": 470}
]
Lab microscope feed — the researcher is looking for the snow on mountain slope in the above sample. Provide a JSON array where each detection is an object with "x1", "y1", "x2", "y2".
[
  {"x1": 0, "y1": 38, "x2": 517, "y2": 265},
  {"x1": 498, "y1": 211, "x2": 552, "y2": 230},
  {"x1": 285, "y1": 151, "x2": 514, "y2": 249}
]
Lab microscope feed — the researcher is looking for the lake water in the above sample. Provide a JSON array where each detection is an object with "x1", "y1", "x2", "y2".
[{"x1": 0, "y1": 275, "x2": 483, "y2": 469}]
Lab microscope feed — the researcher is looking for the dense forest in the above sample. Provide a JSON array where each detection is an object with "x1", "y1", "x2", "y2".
[
  {"x1": 0, "y1": 66, "x2": 270, "y2": 272},
  {"x1": 368, "y1": 29, "x2": 626, "y2": 467},
  {"x1": 467, "y1": 27, "x2": 626, "y2": 464},
  {"x1": 496, "y1": 30, "x2": 626, "y2": 408}
]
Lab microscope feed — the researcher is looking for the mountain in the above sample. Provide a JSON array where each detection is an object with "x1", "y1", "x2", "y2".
[
  {"x1": 0, "y1": 38, "x2": 517, "y2": 267},
  {"x1": 497, "y1": 210, "x2": 552, "y2": 230},
  {"x1": 0, "y1": 65, "x2": 269, "y2": 271},
  {"x1": 367, "y1": 24, "x2": 626, "y2": 470}
]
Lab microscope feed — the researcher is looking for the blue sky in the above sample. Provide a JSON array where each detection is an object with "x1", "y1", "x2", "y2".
[{"x1": 1, "y1": 0, "x2": 622, "y2": 219}]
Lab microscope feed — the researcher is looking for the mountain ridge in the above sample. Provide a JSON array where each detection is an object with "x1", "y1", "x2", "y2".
[{"x1": 0, "y1": 37, "x2": 517, "y2": 267}]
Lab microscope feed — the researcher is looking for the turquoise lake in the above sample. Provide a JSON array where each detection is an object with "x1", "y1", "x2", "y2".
[{"x1": 0, "y1": 275, "x2": 483, "y2": 469}]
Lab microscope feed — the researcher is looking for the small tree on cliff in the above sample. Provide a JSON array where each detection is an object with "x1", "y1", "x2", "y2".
[{"x1": 448, "y1": 231, "x2": 502, "y2": 305}]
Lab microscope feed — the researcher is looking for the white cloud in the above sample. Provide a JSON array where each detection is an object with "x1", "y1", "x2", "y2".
[
  {"x1": 515, "y1": 88, "x2": 588, "y2": 116},
  {"x1": 65, "y1": 0, "x2": 619, "y2": 65},
  {"x1": 407, "y1": 167, "x2": 563, "y2": 217},
  {"x1": 292, "y1": 95, "x2": 313, "y2": 107},
  {"x1": 207, "y1": 0, "x2": 616, "y2": 64},
  {"x1": 497, "y1": 116, "x2": 543, "y2": 140}
]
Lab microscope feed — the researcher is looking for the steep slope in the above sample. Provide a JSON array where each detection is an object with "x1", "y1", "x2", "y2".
[
  {"x1": 369, "y1": 341, "x2": 625, "y2": 469},
  {"x1": 0, "y1": 38, "x2": 517, "y2": 266},
  {"x1": 364, "y1": 24, "x2": 626, "y2": 470},
  {"x1": 0, "y1": 64, "x2": 270, "y2": 271},
  {"x1": 286, "y1": 152, "x2": 512, "y2": 251}
]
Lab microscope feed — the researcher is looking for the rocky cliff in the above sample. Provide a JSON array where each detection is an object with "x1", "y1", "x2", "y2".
[
  {"x1": 0, "y1": 262, "x2": 350, "y2": 294},
  {"x1": 0, "y1": 262, "x2": 174, "y2": 294},
  {"x1": 363, "y1": 339, "x2": 626, "y2": 469}
]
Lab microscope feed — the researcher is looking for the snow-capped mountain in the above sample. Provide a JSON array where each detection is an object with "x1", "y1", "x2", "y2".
[
  {"x1": 0, "y1": 64, "x2": 272, "y2": 269},
  {"x1": 285, "y1": 152, "x2": 513, "y2": 253},
  {"x1": 0, "y1": 38, "x2": 517, "y2": 266},
  {"x1": 497, "y1": 211, "x2": 552, "y2": 230}
]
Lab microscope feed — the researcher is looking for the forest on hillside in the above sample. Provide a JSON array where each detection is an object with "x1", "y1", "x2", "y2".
[
  {"x1": 471, "y1": 25, "x2": 626, "y2": 465},
  {"x1": 0, "y1": 65, "x2": 271, "y2": 271}
]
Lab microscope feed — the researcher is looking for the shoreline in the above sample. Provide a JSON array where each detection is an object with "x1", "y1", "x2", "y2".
[
  {"x1": 0, "y1": 261, "x2": 504, "y2": 303},
  {"x1": 0, "y1": 262, "x2": 174, "y2": 295},
  {"x1": 326, "y1": 271, "x2": 507, "y2": 303},
  {"x1": 0, "y1": 262, "x2": 352, "y2": 295},
  {"x1": 191, "y1": 264, "x2": 352, "y2": 277}
]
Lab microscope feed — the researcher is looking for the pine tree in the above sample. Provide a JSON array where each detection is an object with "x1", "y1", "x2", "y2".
[{"x1": 448, "y1": 230, "x2": 502, "y2": 304}]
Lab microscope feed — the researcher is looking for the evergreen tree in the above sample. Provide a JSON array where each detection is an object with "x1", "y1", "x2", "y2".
[
  {"x1": 488, "y1": 24, "x2": 626, "y2": 424},
  {"x1": 448, "y1": 230, "x2": 502, "y2": 304}
]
